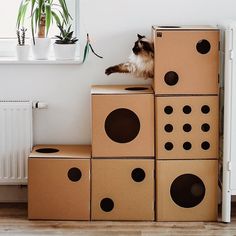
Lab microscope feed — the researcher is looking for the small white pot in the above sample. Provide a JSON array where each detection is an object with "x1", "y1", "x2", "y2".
[
  {"x1": 54, "y1": 43, "x2": 77, "y2": 60},
  {"x1": 16, "y1": 45, "x2": 30, "y2": 60},
  {"x1": 32, "y1": 38, "x2": 51, "y2": 60}
]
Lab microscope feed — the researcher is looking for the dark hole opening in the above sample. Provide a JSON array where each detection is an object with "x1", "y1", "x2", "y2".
[
  {"x1": 183, "y1": 105, "x2": 192, "y2": 114},
  {"x1": 201, "y1": 123, "x2": 210, "y2": 132},
  {"x1": 183, "y1": 124, "x2": 192, "y2": 132},
  {"x1": 35, "y1": 148, "x2": 59, "y2": 153},
  {"x1": 164, "y1": 106, "x2": 173, "y2": 115},
  {"x1": 170, "y1": 174, "x2": 206, "y2": 208},
  {"x1": 165, "y1": 124, "x2": 173, "y2": 133},
  {"x1": 201, "y1": 141, "x2": 210, "y2": 150},
  {"x1": 158, "y1": 26, "x2": 181, "y2": 28},
  {"x1": 100, "y1": 198, "x2": 114, "y2": 212},
  {"x1": 165, "y1": 142, "x2": 174, "y2": 151},
  {"x1": 105, "y1": 108, "x2": 140, "y2": 143},
  {"x1": 131, "y1": 168, "x2": 146, "y2": 182},
  {"x1": 183, "y1": 142, "x2": 192, "y2": 150},
  {"x1": 196, "y1": 39, "x2": 211, "y2": 54},
  {"x1": 67, "y1": 167, "x2": 82, "y2": 182},
  {"x1": 125, "y1": 87, "x2": 148, "y2": 91},
  {"x1": 201, "y1": 105, "x2": 210, "y2": 114},
  {"x1": 164, "y1": 71, "x2": 179, "y2": 86}
]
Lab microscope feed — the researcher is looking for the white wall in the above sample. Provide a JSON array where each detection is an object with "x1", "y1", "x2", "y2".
[{"x1": 0, "y1": 0, "x2": 236, "y2": 201}]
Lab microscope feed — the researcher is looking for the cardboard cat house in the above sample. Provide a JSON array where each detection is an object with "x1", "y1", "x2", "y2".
[
  {"x1": 28, "y1": 145, "x2": 91, "y2": 220},
  {"x1": 91, "y1": 159, "x2": 154, "y2": 221},
  {"x1": 152, "y1": 26, "x2": 219, "y2": 95},
  {"x1": 155, "y1": 96, "x2": 219, "y2": 159},
  {"x1": 91, "y1": 85, "x2": 154, "y2": 158},
  {"x1": 156, "y1": 159, "x2": 218, "y2": 221}
]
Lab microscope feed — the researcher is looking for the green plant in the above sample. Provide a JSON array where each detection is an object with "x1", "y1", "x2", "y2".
[
  {"x1": 55, "y1": 24, "x2": 78, "y2": 44},
  {"x1": 17, "y1": 27, "x2": 27, "y2": 46},
  {"x1": 16, "y1": 0, "x2": 71, "y2": 44}
]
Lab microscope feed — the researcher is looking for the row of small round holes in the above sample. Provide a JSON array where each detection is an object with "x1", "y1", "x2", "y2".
[
  {"x1": 164, "y1": 123, "x2": 210, "y2": 133},
  {"x1": 164, "y1": 141, "x2": 210, "y2": 151},
  {"x1": 164, "y1": 105, "x2": 210, "y2": 115}
]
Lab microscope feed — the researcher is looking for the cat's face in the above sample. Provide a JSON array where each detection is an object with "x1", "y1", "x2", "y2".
[{"x1": 132, "y1": 34, "x2": 154, "y2": 56}]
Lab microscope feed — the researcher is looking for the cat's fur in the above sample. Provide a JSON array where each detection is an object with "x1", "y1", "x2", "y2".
[{"x1": 105, "y1": 34, "x2": 154, "y2": 79}]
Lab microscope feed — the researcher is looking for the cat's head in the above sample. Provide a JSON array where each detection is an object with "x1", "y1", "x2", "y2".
[{"x1": 132, "y1": 34, "x2": 154, "y2": 56}]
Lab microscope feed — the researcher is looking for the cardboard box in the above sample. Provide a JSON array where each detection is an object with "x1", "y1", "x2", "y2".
[
  {"x1": 91, "y1": 159, "x2": 154, "y2": 221},
  {"x1": 156, "y1": 159, "x2": 218, "y2": 221},
  {"x1": 152, "y1": 25, "x2": 219, "y2": 95},
  {"x1": 28, "y1": 145, "x2": 91, "y2": 220},
  {"x1": 155, "y1": 96, "x2": 219, "y2": 159},
  {"x1": 91, "y1": 85, "x2": 154, "y2": 158}
]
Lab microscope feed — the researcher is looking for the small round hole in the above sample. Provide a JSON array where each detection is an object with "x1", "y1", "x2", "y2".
[
  {"x1": 131, "y1": 168, "x2": 146, "y2": 182},
  {"x1": 125, "y1": 87, "x2": 148, "y2": 91},
  {"x1": 183, "y1": 105, "x2": 192, "y2": 114},
  {"x1": 201, "y1": 123, "x2": 210, "y2": 132},
  {"x1": 164, "y1": 71, "x2": 179, "y2": 86},
  {"x1": 196, "y1": 39, "x2": 211, "y2": 54},
  {"x1": 183, "y1": 142, "x2": 192, "y2": 150},
  {"x1": 164, "y1": 106, "x2": 173, "y2": 115},
  {"x1": 183, "y1": 124, "x2": 192, "y2": 132},
  {"x1": 35, "y1": 148, "x2": 59, "y2": 153},
  {"x1": 201, "y1": 105, "x2": 210, "y2": 114},
  {"x1": 100, "y1": 198, "x2": 114, "y2": 212},
  {"x1": 164, "y1": 124, "x2": 173, "y2": 133},
  {"x1": 201, "y1": 141, "x2": 210, "y2": 150},
  {"x1": 165, "y1": 142, "x2": 174, "y2": 151},
  {"x1": 67, "y1": 167, "x2": 82, "y2": 182}
]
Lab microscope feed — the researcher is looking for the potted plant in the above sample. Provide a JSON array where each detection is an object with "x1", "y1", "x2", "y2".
[
  {"x1": 16, "y1": 0, "x2": 71, "y2": 60},
  {"x1": 54, "y1": 24, "x2": 78, "y2": 60},
  {"x1": 16, "y1": 27, "x2": 30, "y2": 60}
]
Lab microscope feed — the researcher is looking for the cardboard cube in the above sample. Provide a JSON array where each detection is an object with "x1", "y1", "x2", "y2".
[
  {"x1": 28, "y1": 145, "x2": 91, "y2": 220},
  {"x1": 152, "y1": 25, "x2": 219, "y2": 95},
  {"x1": 92, "y1": 85, "x2": 154, "y2": 158},
  {"x1": 91, "y1": 159, "x2": 154, "y2": 220},
  {"x1": 156, "y1": 159, "x2": 218, "y2": 221},
  {"x1": 156, "y1": 96, "x2": 219, "y2": 159}
]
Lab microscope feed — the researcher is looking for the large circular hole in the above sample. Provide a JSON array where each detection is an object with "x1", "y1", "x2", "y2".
[
  {"x1": 201, "y1": 105, "x2": 210, "y2": 114},
  {"x1": 100, "y1": 198, "x2": 114, "y2": 212},
  {"x1": 67, "y1": 167, "x2": 82, "y2": 182},
  {"x1": 201, "y1": 141, "x2": 210, "y2": 150},
  {"x1": 125, "y1": 87, "x2": 148, "y2": 91},
  {"x1": 170, "y1": 174, "x2": 206, "y2": 208},
  {"x1": 164, "y1": 106, "x2": 173, "y2": 115},
  {"x1": 164, "y1": 71, "x2": 179, "y2": 86},
  {"x1": 165, "y1": 142, "x2": 174, "y2": 151},
  {"x1": 164, "y1": 124, "x2": 173, "y2": 133},
  {"x1": 183, "y1": 142, "x2": 192, "y2": 150},
  {"x1": 105, "y1": 108, "x2": 140, "y2": 143},
  {"x1": 201, "y1": 123, "x2": 210, "y2": 132},
  {"x1": 35, "y1": 148, "x2": 59, "y2": 153},
  {"x1": 183, "y1": 105, "x2": 192, "y2": 114},
  {"x1": 196, "y1": 39, "x2": 211, "y2": 54},
  {"x1": 131, "y1": 168, "x2": 146, "y2": 182},
  {"x1": 183, "y1": 124, "x2": 192, "y2": 132}
]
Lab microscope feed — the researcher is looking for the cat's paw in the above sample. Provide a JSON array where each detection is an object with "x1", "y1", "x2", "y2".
[{"x1": 105, "y1": 67, "x2": 114, "y2": 75}]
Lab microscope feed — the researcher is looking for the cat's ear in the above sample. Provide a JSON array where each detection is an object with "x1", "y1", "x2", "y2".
[{"x1": 137, "y1": 34, "x2": 145, "y2": 40}]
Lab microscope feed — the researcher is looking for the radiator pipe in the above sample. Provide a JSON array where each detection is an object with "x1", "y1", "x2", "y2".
[{"x1": 32, "y1": 101, "x2": 48, "y2": 109}]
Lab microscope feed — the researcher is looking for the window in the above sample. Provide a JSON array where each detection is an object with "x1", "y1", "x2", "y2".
[{"x1": 0, "y1": 0, "x2": 79, "y2": 58}]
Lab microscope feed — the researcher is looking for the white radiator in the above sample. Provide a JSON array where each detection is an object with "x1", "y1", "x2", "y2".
[{"x1": 0, "y1": 101, "x2": 32, "y2": 185}]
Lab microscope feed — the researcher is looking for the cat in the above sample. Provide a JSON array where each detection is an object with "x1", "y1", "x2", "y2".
[{"x1": 105, "y1": 34, "x2": 154, "y2": 79}]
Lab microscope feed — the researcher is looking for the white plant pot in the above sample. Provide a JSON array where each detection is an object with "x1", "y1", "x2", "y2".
[
  {"x1": 54, "y1": 43, "x2": 77, "y2": 60},
  {"x1": 32, "y1": 38, "x2": 51, "y2": 60},
  {"x1": 16, "y1": 45, "x2": 30, "y2": 60}
]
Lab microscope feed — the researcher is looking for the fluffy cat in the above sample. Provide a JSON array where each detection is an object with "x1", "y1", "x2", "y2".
[{"x1": 105, "y1": 34, "x2": 154, "y2": 79}]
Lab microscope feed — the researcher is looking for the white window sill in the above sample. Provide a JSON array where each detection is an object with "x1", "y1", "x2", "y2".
[{"x1": 0, "y1": 57, "x2": 82, "y2": 65}]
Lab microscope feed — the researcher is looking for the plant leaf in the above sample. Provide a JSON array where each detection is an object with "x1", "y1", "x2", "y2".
[
  {"x1": 83, "y1": 43, "x2": 90, "y2": 63},
  {"x1": 45, "y1": 4, "x2": 52, "y2": 36}
]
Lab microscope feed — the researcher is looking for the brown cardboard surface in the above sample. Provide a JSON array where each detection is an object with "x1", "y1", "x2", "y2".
[
  {"x1": 91, "y1": 84, "x2": 153, "y2": 95},
  {"x1": 28, "y1": 158, "x2": 90, "y2": 220},
  {"x1": 153, "y1": 28, "x2": 219, "y2": 95},
  {"x1": 30, "y1": 145, "x2": 91, "y2": 159},
  {"x1": 152, "y1": 25, "x2": 219, "y2": 31},
  {"x1": 155, "y1": 96, "x2": 219, "y2": 159},
  {"x1": 156, "y1": 159, "x2": 218, "y2": 221},
  {"x1": 92, "y1": 92, "x2": 154, "y2": 158},
  {"x1": 91, "y1": 159, "x2": 154, "y2": 221}
]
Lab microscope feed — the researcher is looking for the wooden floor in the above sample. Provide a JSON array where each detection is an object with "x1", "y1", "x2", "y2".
[{"x1": 0, "y1": 204, "x2": 236, "y2": 236}]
